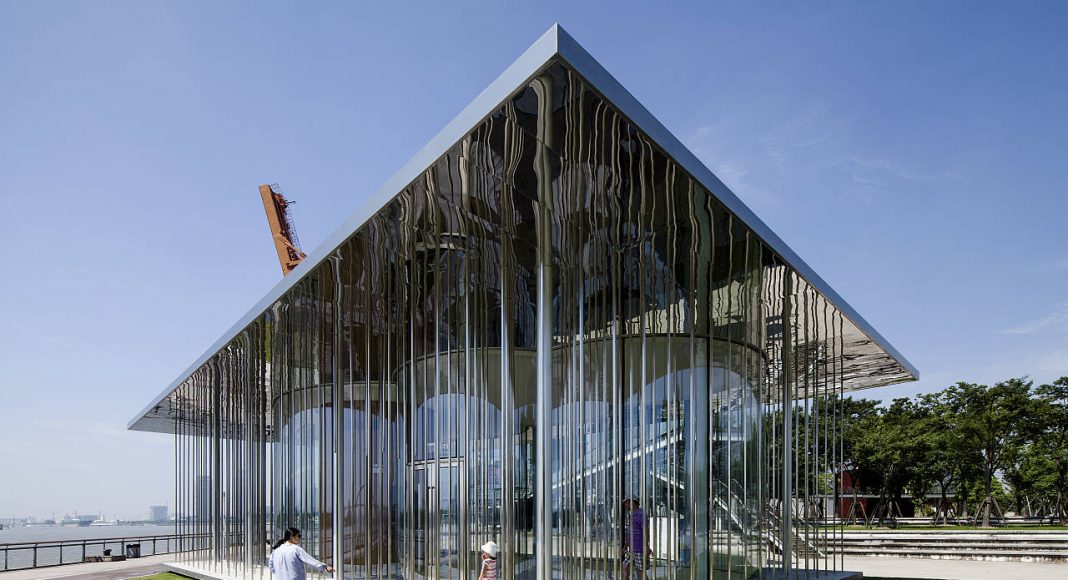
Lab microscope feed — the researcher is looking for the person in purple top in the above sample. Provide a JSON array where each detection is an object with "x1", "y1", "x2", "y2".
[{"x1": 621, "y1": 497, "x2": 651, "y2": 579}]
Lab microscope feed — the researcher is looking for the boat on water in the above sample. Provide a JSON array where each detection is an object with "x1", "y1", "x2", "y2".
[
  {"x1": 90, "y1": 517, "x2": 117, "y2": 526},
  {"x1": 60, "y1": 514, "x2": 99, "y2": 527}
]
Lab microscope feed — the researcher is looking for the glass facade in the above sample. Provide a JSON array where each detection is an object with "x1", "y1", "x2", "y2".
[{"x1": 132, "y1": 37, "x2": 914, "y2": 580}]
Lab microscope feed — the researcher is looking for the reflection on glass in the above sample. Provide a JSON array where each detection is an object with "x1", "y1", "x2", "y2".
[{"x1": 155, "y1": 59, "x2": 912, "y2": 580}]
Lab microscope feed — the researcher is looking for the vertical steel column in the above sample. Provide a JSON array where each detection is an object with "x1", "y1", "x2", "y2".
[
  {"x1": 780, "y1": 272, "x2": 794, "y2": 576},
  {"x1": 531, "y1": 74, "x2": 555, "y2": 580},
  {"x1": 459, "y1": 136, "x2": 473, "y2": 579},
  {"x1": 212, "y1": 361, "x2": 222, "y2": 566},
  {"x1": 244, "y1": 332, "x2": 255, "y2": 577},
  {"x1": 500, "y1": 106, "x2": 519, "y2": 580},
  {"x1": 174, "y1": 396, "x2": 180, "y2": 563},
  {"x1": 362, "y1": 248, "x2": 373, "y2": 580},
  {"x1": 330, "y1": 254, "x2": 344, "y2": 580}
]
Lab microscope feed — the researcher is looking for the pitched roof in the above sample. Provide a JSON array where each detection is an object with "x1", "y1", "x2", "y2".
[{"x1": 129, "y1": 24, "x2": 917, "y2": 432}]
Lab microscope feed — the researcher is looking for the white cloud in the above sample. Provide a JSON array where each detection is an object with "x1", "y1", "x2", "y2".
[
  {"x1": 1001, "y1": 303, "x2": 1068, "y2": 335},
  {"x1": 977, "y1": 340, "x2": 1068, "y2": 386},
  {"x1": 710, "y1": 162, "x2": 749, "y2": 191},
  {"x1": 682, "y1": 120, "x2": 786, "y2": 209},
  {"x1": 846, "y1": 155, "x2": 961, "y2": 183},
  {"x1": 763, "y1": 110, "x2": 842, "y2": 170},
  {"x1": 983, "y1": 305, "x2": 1068, "y2": 384}
]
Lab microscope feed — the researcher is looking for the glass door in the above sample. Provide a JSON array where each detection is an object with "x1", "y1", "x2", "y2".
[
  {"x1": 437, "y1": 463, "x2": 461, "y2": 579},
  {"x1": 412, "y1": 461, "x2": 464, "y2": 580}
]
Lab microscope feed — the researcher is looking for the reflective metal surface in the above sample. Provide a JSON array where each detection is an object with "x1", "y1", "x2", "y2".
[{"x1": 136, "y1": 26, "x2": 916, "y2": 580}]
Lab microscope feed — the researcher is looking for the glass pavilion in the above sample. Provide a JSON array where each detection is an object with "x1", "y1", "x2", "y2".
[{"x1": 129, "y1": 25, "x2": 916, "y2": 580}]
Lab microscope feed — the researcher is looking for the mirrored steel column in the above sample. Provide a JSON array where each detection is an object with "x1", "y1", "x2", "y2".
[{"x1": 531, "y1": 73, "x2": 555, "y2": 580}]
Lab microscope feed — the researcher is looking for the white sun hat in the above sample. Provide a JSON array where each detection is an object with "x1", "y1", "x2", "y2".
[{"x1": 481, "y1": 541, "x2": 499, "y2": 558}]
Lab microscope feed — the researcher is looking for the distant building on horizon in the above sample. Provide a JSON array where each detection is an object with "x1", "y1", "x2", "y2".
[
  {"x1": 150, "y1": 505, "x2": 168, "y2": 523},
  {"x1": 194, "y1": 476, "x2": 211, "y2": 523}
]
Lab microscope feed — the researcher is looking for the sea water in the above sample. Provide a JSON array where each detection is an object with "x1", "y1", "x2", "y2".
[{"x1": 0, "y1": 524, "x2": 177, "y2": 570}]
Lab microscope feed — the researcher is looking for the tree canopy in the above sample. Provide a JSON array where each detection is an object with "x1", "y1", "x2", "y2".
[{"x1": 784, "y1": 376, "x2": 1068, "y2": 526}]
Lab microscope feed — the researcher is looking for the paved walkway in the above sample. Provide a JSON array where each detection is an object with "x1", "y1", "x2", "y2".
[
  {"x1": 0, "y1": 554, "x2": 173, "y2": 580},
  {"x1": 843, "y1": 555, "x2": 1068, "y2": 579},
  {"x1": 5, "y1": 554, "x2": 1066, "y2": 580}
]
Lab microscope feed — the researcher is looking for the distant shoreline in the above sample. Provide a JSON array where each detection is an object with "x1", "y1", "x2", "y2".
[{"x1": 0, "y1": 524, "x2": 176, "y2": 544}]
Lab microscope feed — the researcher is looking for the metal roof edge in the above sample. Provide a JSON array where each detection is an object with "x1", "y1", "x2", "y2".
[
  {"x1": 552, "y1": 26, "x2": 918, "y2": 383},
  {"x1": 127, "y1": 24, "x2": 568, "y2": 430}
]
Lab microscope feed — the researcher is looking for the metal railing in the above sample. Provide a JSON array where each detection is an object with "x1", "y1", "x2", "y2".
[{"x1": 0, "y1": 533, "x2": 209, "y2": 572}]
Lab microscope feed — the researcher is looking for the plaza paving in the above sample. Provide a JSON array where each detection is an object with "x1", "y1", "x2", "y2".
[
  {"x1": 0, "y1": 554, "x2": 171, "y2": 580},
  {"x1": 2, "y1": 554, "x2": 1066, "y2": 580},
  {"x1": 844, "y1": 555, "x2": 1068, "y2": 579}
]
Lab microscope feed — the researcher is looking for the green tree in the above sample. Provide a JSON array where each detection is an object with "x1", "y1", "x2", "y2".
[
  {"x1": 1034, "y1": 377, "x2": 1068, "y2": 523},
  {"x1": 944, "y1": 379, "x2": 1034, "y2": 527},
  {"x1": 762, "y1": 395, "x2": 881, "y2": 521},
  {"x1": 1005, "y1": 441, "x2": 1059, "y2": 517},
  {"x1": 914, "y1": 390, "x2": 982, "y2": 524},
  {"x1": 834, "y1": 396, "x2": 880, "y2": 521},
  {"x1": 852, "y1": 398, "x2": 929, "y2": 526}
]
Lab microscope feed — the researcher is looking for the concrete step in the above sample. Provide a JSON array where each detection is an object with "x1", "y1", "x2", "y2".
[
  {"x1": 841, "y1": 547, "x2": 1068, "y2": 562},
  {"x1": 837, "y1": 534, "x2": 1068, "y2": 542},
  {"x1": 837, "y1": 538, "x2": 1063, "y2": 546},
  {"x1": 842, "y1": 544, "x2": 1068, "y2": 553},
  {"x1": 813, "y1": 531, "x2": 1068, "y2": 562}
]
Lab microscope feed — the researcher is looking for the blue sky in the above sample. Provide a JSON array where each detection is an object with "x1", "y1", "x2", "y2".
[{"x1": 1, "y1": 2, "x2": 1065, "y2": 519}]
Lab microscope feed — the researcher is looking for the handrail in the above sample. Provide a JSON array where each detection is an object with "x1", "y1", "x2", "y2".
[
  {"x1": 0, "y1": 533, "x2": 186, "y2": 549},
  {"x1": 0, "y1": 532, "x2": 210, "y2": 572}
]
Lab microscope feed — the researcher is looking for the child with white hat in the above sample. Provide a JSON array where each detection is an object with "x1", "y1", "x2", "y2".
[{"x1": 477, "y1": 541, "x2": 499, "y2": 580}]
